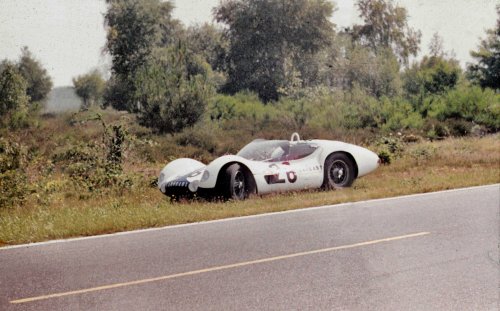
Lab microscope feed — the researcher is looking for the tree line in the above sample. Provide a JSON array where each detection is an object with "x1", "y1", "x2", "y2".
[
  {"x1": 0, "y1": 47, "x2": 52, "y2": 128},
  {"x1": 1, "y1": 0, "x2": 498, "y2": 135}
]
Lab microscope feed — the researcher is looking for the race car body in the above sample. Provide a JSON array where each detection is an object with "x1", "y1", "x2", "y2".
[{"x1": 158, "y1": 133, "x2": 380, "y2": 200}]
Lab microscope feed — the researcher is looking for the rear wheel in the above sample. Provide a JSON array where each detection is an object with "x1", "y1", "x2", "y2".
[
  {"x1": 322, "y1": 153, "x2": 355, "y2": 189},
  {"x1": 224, "y1": 164, "x2": 248, "y2": 200}
]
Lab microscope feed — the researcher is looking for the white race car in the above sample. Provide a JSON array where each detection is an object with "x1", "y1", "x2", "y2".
[{"x1": 158, "y1": 133, "x2": 380, "y2": 200}]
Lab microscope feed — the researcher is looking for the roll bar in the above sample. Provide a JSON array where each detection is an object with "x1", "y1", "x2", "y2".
[{"x1": 290, "y1": 132, "x2": 301, "y2": 142}]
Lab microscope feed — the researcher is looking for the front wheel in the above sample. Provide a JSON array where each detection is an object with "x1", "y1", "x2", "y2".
[
  {"x1": 322, "y1": 153, "x2": 355, "y2": 189},
  {"x1": 224, "y1": 164, "x2": 248, "y2": 200}
]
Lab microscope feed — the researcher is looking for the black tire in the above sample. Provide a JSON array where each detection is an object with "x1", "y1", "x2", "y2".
[
  {"x1": 223, "y1": 164, "x2": 248, "y2": 200},
  {"x1": 322, "y1": 153, "x2": 355, "y2": 189}
]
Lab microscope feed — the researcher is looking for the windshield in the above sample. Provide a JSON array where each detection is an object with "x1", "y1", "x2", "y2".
[
  {"x1": 237, "y1": 140, "x2": 319, "y2": 162},
  {"x1": 237, "y1": 140, "x2": 289, "y2": 161}
]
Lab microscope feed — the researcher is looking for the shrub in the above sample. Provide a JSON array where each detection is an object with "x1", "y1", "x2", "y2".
[
  {"x1": 208, "y1": 92, "x2": 277, "y2": 134},
  {"x1": 308, "y1": 87, "x2": 382, "y2": 131},
  {"x1": 0, "y1": 138, "x2": 28, "y2": 208},
  {"x1": 340, "y1": 86, "x2": 382, "y2": 129},
  {"x1": 275, "y1": 98, "x2": 312, "y2": 130},
  {"x1": 380, "y1": 97, "x2": 423, "y2": 131},
  {"x1": 52, "y1": 115, "x2": 134, "y2": 195},
  {"x1": 423, "y1": 118, "x2": 450, "y2": 140},
  {"x1": 53, "y1": 142, "x2": 133, "y2": 194},
  {"x1": 175, "y1": 124, "x2": 218, "y2": 154},
  {"x1": 374, "y1": 135, "x2": 405, "y2": 164},
  {"x1": 445, "y1": 119, "x2": 472, "y2": 137},
  {"x1": 377, "y1": 150, "x2": 392, "y2": 164},
  {"x1": 428, "y1": 86, "x2": 500, "y2": 131},
  {"x1": 208, "y1": 94, "x2": 239, "y2": 121}
]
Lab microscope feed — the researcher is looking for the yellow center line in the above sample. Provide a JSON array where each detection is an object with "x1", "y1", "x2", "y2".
[{"x1": 10, "y1": 231, "x2": 430, "y2": 304}]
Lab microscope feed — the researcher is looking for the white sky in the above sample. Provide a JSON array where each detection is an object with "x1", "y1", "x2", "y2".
[{"x1": 0, "y1": 0, "x2": 497, "y2": 87}]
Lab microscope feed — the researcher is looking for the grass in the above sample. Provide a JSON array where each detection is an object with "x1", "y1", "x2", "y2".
[{"x1": 1, "y1": 134, "x2": 498, "y2": 247}]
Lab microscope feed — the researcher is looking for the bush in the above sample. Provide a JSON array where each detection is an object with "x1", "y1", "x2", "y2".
[
  {"x1": 423, "y1": 118, "x2": 450, "y2": 140},
  {"x1": 340, "y1": 86, "x2": 382, "y2": 129},
  {"x1": 175, "y1": 124, "x2": 218, "y2": 154},
  {"x1": 53, "y1": 143, "x2": 133, "y2": 194},
  {"x1": 428, "y1": 86, "x2": 500, "y2": 131},
  {"x1": 307, "y1": 87, "x2": 382, "y2": 131},
  {"x1": 374, "y1": 135, "x2": 405, "y2": 164},
  {"x1": 208, "y1": 92, "x2": 277, "y2": 134},
  {"x1": 377, "y1": 150, "x2": 392, "y2": 164},
  {"x1": 275, "y1": 98, "x2": 312, "y2": 130},
  {"x1": 445, "y1": 119, "x2": 472, "y2": 137},
  {"x1": 52, "y1": 116, "x2": 134, "y2": 195},
  {"x1": 0, "y1": 139, "x2": 28, "y2": 208},
  {"x1": 380, "y1": 97, "x2": 423, "y2": 131}
]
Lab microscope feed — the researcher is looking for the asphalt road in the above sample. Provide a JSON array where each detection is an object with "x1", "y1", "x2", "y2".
[{"x1": 1, "y1": 185, "x2": 498, "y2": 311}]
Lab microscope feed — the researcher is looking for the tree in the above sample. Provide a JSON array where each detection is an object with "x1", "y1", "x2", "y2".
[
  {"x1": 467, "y1": 5, "x2": 500, "y2": 90},
  {"x1": 214, "y1": 0, "x2": 335, "y2": 102},
  {"x1": 0, "y1": 62, "x2": 29, "y2": 128},
  {"x1": 185, "y1": 23, "x2": 228, "y2": 72},
  {"x1": 352, "y1": 0, "x2": 421, "y2": 66},
  {"x1": 319, "y1": 31, "x2": 402, "y2": 97},
  {"x1": 105, "y1": 0, "x2": 165, "y2": 78},
  {"x1": 17, "y1": 46, "x2": 53, "y2": 104},
  {"x1": 428, "y1": 33, "x2": 445, "y2": 58},
  {"x1": 403, "y1": 55, "x2": 462, "y2": 116},
  {"x1": 134, "y1": 45, "x2": 214, "y2": 133},
  {"x1": 404, "y1": 56, "x2": 461, "y2": 95},
  {"x1": 72, "y1": 70, "x2": 106, "y2": 110},
  {"x1": 345, "y1": 46, "x2": 402, "y2": 98},
  {"x1": 404, "y1": 33, "x2": 461, "y2": 100},
  {"x1": 104, "y1": 0, "x2": 178, "y2": 111}
]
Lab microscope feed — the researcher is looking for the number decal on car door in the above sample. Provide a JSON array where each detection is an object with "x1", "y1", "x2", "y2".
[
  {"x1": 265, "y1": 164, "x2": 297, "y2": 184},
  {"x1": 286, "y1": 171, "x2": 297, "y2": 183}
]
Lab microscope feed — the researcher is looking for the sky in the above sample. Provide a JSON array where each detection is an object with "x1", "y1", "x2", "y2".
[{"x1": 0, "y1": 0, "x2": 497, "y2": 87}]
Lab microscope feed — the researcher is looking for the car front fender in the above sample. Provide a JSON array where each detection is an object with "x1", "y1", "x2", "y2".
[
  {"x1": 198, "y1": 155, "x2": 257, "y2": 189},
  {"x1": 158, "y1": 158, "x2": 206, "y2": 193}
]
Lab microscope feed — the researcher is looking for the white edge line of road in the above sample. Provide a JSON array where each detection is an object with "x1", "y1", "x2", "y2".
[{"x1": 2, "y1": 184, "x2": 498, "y2": 251}]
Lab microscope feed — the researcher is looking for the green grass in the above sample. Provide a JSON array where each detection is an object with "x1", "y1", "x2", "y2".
[{"x1": 1, "y1": 134, "x2": 498, "y2": 247}]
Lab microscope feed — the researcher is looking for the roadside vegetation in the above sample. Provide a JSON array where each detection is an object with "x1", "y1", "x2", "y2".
[
  {"x1": 0, "y1": 129, "x2": 498, "y2": 246},
  {"x1": 0, "y1": 0, "x2": 499, "y2": 246}
]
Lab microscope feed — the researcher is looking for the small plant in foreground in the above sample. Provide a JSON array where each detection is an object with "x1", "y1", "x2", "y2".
[
  {"x1": 374, "y1": 135, "x2": 405, "y2": 164},
  {"x1": 377, "y1": 150, "x2": 392, "y2": 164}
]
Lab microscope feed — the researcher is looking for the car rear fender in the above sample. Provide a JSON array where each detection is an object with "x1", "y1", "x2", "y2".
[{"x1": 313, "y1": 140, "x2": 380, "y2": 178}]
